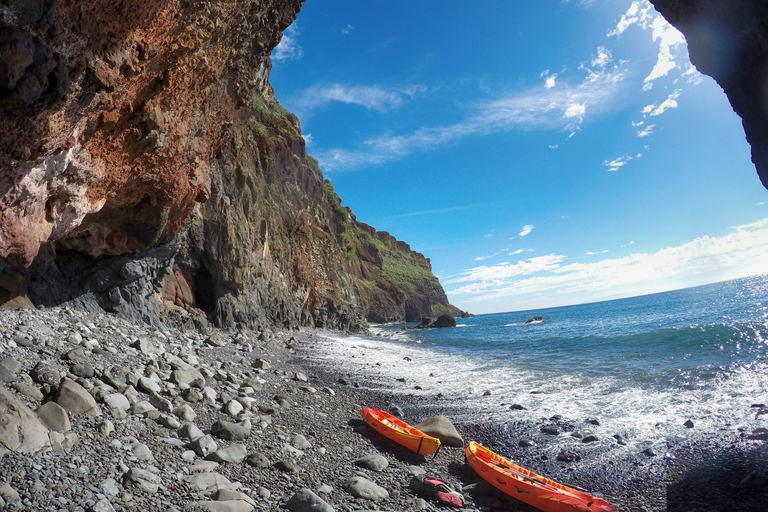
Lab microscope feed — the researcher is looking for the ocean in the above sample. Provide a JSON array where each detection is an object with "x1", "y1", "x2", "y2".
[{"x1": 303, "y1": 274, "x2": 768, "y2": 457}]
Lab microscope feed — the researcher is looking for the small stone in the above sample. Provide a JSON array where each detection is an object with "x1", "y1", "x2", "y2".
[
  {"x1": 291, "y1": 434, "x2": 312, "y2": 450},
  {"x1": 138, "y1": 376, "x2": 162, "y2": 394},
  {"x1": 245, "y1": 452, "x2": 270, "y2": 468},
  {"x1": 541, "y1": 425, "x2": 562, "y2": 436},
  {"x1": 125, "y1": 468, "x2": 162, "y2": 494},
  {"x1": 389, "y1": 405, "x2": 404, "y2": 417},
  {"x1": 155, "y1": 413, "x2": 181, "y2": 429},
  {"x1": 99, "y1": 478, "x2": 120, "y2": 497},
  {"x1": 90, "y1": 497, "x2": 115, "y2": 512},
  {"x1": 0, "y1": 357, "x2": 22, "y2": 382},
  {"x1": 582, "y1": 435, "x2": 599, "y2": 443},
  {"x1": 642, "y1": 447, "x2": 657, "y2": 457},
  {"x1": 171, "y1": 369, "x2": 205, "y2": 389},
  {"x1": 191, "y1": 435, "x2": 218, "y2": 457},
  {"x1": 174, "y1": 404, "x2": 197, "y2": 422},
  {"x1": 519, "y1": 439, "x2": 535, "y2": 447},
  {"x1": 98, "y1": 419, "x2": 115, "y2": 437},
  {"x1": 510, "y1": 404, "x2": 527, "y2": 410},
  {"x1": 557, "y1": 450, "x2": 581, "y2": 462},
  {"x1": 207, "y1": 444, "x2": 247, "y2": 464},
  {"x1": 71, "y1": 363, "x2": 95, "y2": 378},
  {"x1": 31, "y1": 361, "x2": 60, "y2": 386},
  {"x1": 211, "y1": 420, "x2": 250, "y2": 441},
  {"x1": 274, "y1": 459, "x2": 300, "y2": 472},
  {"x1": 179, "y1": 423, "x2": 205, "y2": 442},
  {"x1": 683, "y1": 419, "x2": 694, "y2": 428},
  {"x1": 252, "y1": 359, "x2": 271, "y2": 370},
  {"x1": 343, "y1": 476, "x2": 388, "y2": 501},
  {"x1": 225, "y1": 399, "x2": 244, "y2": 416},
  {"x1": 294, "y1": 372, "x2": 308, "y2": 382},
  {"x1": 354, "y1": 453, "x2": 389, "y2": 472},
  {"x1": 104, "y1": 393, "x2": 131, "y2": 412},
  {"x1": 286, "y1": 488, "x2": 335, "y2": 512}
]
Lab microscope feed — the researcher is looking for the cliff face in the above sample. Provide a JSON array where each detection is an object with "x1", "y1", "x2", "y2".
[
  {"x1": 650, "y1": 0, "x2": 768, "y2": 189},
  {"x1": 0, "y1": 0, "x2": 461, "y2": 330}
]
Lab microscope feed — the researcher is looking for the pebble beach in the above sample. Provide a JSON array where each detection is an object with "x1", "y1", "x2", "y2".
[{"x1": 0, "y1": 307, "x2": 765, "y2": 512}]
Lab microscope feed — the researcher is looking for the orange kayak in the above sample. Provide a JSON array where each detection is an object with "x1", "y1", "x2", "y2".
[
  {"x1": 465, "y1": 441, "x2": 617, "y2": 512},
  {"x1": 361, "y1": 407, "x2": 441, "y2": 455}
]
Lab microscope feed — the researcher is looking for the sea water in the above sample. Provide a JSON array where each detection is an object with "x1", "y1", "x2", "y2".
[{"x1": 304, "y1": 274, "x2": 768, "y2": 449}]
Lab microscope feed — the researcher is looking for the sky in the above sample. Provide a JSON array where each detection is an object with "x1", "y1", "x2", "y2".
[{"x1": 270, "y1": 0, "x2": 768, "y2": 315}]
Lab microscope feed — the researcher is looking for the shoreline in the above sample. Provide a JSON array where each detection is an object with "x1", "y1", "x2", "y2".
[{"x1": 0, "y1": 308, "x2": 764, "y2": 511}]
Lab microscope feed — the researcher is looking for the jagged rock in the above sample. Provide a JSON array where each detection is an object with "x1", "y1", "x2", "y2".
[
  {"x1": 414, "y1": 415, "x2": 464, "y2": 447},
  {"x1": 432, "y1": 314, "x2": 457, "y2": 328},
  {"x1": 0, "y1": 385, "x2": 51, "y2": 455},
  {"x1": 172, "y1": 369, "x2": 206, "y2": 389},
  {"x1": 30, "y1": 361, "x2": 60, "y2": 386},
  {"x1": 207, "y1": 444, "x2": 247, "y2": 464}
]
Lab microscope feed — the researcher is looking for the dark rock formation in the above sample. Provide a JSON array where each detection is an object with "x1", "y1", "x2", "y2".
[
  {"x1": 650, "y1": 0, "x2": 768, "y2": 189},
  {"x1": 525, "y1": 316, "x2": 543, "y2": 324},
  {"x1": 0, "y1": 0, "x2": 463, "y2": 330}
]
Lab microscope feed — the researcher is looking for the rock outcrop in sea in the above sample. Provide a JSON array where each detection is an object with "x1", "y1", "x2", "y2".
[{"x1": 0, "y1": 0, "x2": 465, "y2": 331}]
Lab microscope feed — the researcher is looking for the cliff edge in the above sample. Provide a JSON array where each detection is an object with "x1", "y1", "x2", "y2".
[
  {"x1": 650, "y1": 0, "x2": 768, "y2": 189},
  {"x1": 0, "y1": 0, "x2": 464, "y2": 330}
]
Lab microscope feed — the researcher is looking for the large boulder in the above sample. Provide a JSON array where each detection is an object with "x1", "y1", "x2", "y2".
[
  {"x1": 431, "y1": 315, "x2": 457, "y2": 328},
  {"x1": 0, "y1": 386, "x2": 51, "y2": 455},
  {"x1": 415, "y1": 415, "x2": 464, "y2": 447}
]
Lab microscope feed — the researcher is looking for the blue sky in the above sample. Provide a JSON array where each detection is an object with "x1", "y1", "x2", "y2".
[{"x1": 270, "y1": 0, "x2": 768, "y2": 315}]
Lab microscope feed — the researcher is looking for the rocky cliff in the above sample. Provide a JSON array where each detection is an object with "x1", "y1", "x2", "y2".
[
  {"x1": 650, "y1": 0, "x2": 768, "y2": 189},
  {"x1": 0, "y1": 0, "x2": 463, "y2": 330}
]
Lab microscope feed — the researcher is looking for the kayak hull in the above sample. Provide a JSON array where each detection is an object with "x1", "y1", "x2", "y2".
[
  {"x1": 361, "y1": 407, "x2": 441, "y2": 455},
  {"x1": 465, "y1": 441, "x2": 617, "y2": 512}
]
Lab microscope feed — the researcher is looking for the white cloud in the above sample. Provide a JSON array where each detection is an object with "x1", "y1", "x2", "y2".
[
  {"x1": 446, "y1": 254, "x2": 567, "y2": 288},
  {"x1": 302, "y1": 133, "x2": 313, "y2": 146},
  {"x1": 293, "y1": 84, "x2": 419, "y2": 115},
  {"x1": 585, "y1": 250, "x2": 609, "y2": 255},
  {"x1": 342, "y1": 24, "x2": 354, "y2": 35},
  {"x1": 607, "y1": 1, "x2": 653, "y2": 37},
  {"x1": 604, "y1": 155, "x2": 633, "y2": 171},
  {"x1": 591, "y1": 46, "x2": 612, "y2": 68},
  {"x1": 643, "y1": 16, "x2": 686, "y2": 88},
  {"x1": 637, "y1": 124, "x2": 655, "y2": 137},
  {"x1": 475, "y1": 253, "x2": 498, "y2": 261},
  {"x1": 649, "y1": 90, "x2": 680, "y2": 116},
  {"x1": 631, "y1": 121, "x2": 644, "y2": 127},
  {"x1": 564, "y1": 103, "x2": 586, "y2": 118},
  {"x1": 545, "y1": 74, "x2": 558, "y2": 89},
  {"x1": 682, "y1": 64, "x2": 705, "y2": 85},
  {"x1": 314, "y1": 59, "x2": 628, "y2": 171},
  {"x1": 448, "y1": 218, "x2": 768, "y2": 314},
  {"x1": 549, "y1": 144, "x2": 559, "y2": 149},
  {"x1": 510, "y1": 249, "x2": 524, "y2": 255},
  {"x1": 272, "y1": 25, "x2": 303, "y2": 62},
  {"x1": 519, "y1": 225, "x2": 535, "y2": 237}
]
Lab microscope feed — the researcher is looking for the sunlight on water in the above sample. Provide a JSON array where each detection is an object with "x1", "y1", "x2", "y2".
[{"x1": 305, "y1": 276, "x2": 768, "y2": 451}]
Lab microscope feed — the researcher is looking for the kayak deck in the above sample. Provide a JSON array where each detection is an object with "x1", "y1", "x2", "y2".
[
  {"x1": 362, "y1": 407, "x2": 441, "y2": 455},
  {"x1": 465, "y1": 441, "x2": 617, "y2": 512}
]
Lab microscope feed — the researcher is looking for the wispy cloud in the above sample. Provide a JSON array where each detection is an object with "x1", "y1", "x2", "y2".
[
  {"x1": 373, "y1": 201, "x2": 506, "y2": 221},
  {"x1": 637, "y1": 124, "x2": 655, "y2": 137},
  {"x1": 317, "y1": 58, "x2": 628, "y2": 171},
  {"x1": 448, "y1": 218, "x2": 768, "y2": 312},
  {"x1": 591, "y1": 46, "x2": 612, "y2": 69},
  {"x1": 545, "y1": 74, "x2": 558, "y2": 89},
  {"x1": 272, "y1": 24, "x2": 303, "y2": 62},
  {"x1": 519, "y1": 225, "x2": 535, "y2": 237},
  {"x1": 292, "y1": 84, "x2": 425, "y2": 116},
  {"x1": 604, "y1": 155, "x2": 633, "y2": 171},
  {"x1": 475, "y1": 253, "x2": 498, "y2": 261},
  {"x1": 585, "y1": 249, "x2": 609, "y2": 255},
  {"x1": 642, "y1": 90, "x2": 681, "y2": 117},
  {"x1": 341, "y1": 24, "x2": 354, "y2": 35},
  {"x1": 607, "y1": 1, "x2": 653, "y2": 37},
  {"x1": 642, "y1": 16, "x2": 686, "y2": 90}
]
